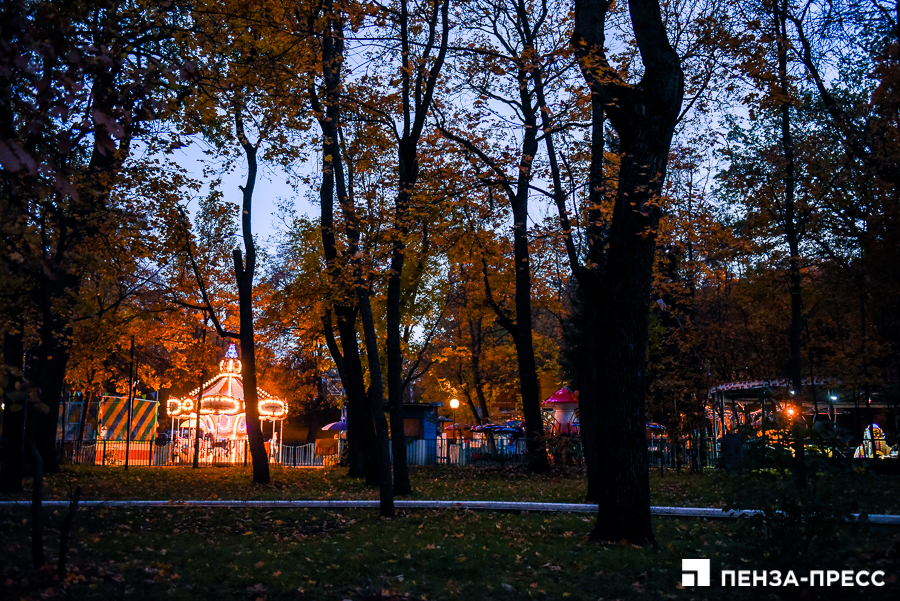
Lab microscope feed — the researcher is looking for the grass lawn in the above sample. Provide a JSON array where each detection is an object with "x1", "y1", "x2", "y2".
[
  {"x1": 4, "y1": 463, "x2": 898, "y2": 514},
  {"x1": 2, "y1": 466, "x2": 899, "y2": 600}
]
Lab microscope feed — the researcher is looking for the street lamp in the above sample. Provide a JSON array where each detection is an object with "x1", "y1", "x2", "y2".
[{"x1": 449, "y1": 398, "x2": 460, "y2": 424}]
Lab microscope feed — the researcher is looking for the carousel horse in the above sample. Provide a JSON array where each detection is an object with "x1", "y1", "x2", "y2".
[{"x1": 854, "y1": 423, "x2": 893, "y2": 458}]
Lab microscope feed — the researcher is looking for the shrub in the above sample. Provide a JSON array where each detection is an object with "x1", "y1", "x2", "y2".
[{"x1": 719, "y1": 418, "x2": 862, "y2": 567}]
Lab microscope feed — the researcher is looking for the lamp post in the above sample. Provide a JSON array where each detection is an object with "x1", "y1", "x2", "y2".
[
  {"x1": 449, "y1": 398, "x2": 459, "y2": 425},
  {"x1": 449, "y1": 398, "x2": 460, "y2": 441},
  {"x1": 447, "y1": 398, "x2": 461, "y2": 463}
]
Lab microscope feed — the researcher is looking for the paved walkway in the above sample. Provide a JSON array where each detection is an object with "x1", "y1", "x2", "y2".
[{"x1": 0, "y1": 499, "x2": 898, "y2": 524}]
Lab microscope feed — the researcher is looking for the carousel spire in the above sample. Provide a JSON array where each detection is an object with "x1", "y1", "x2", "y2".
[{"x1": 220, "y1": 343, "x2": 241, "y2": 375}]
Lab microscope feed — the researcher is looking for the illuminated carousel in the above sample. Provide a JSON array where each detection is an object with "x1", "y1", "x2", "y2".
[{"x1": 166, "y1": 343, "x2": 287, "y2": 463}]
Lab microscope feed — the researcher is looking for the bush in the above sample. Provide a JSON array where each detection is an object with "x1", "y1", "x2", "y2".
[
  {"x1": 544, "y1": 434, "x2": 582, "y2": 467},
  {"x1": 719, "y1": 418, "x2": 862, "y2": 567}
]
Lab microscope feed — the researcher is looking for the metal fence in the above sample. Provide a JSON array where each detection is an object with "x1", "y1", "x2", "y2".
[
  {"x1": 434, "y1": 436, "x2": 528, "y2": 465},
  {"x1": 648, "y1": 435, "x2": 718, "y2": 469},
  {"x1": 282, "y1": 443, "x2": 325, "y2": 467},
  {"x1": 59, "y1": 440, "x2": 162, "y2": 467},
  {"x1": 56, "y1": 435, "x2": 717, "y2": 469},
  {"x1": 57, "y1": 439, "x2": 281, "y2": 467}
]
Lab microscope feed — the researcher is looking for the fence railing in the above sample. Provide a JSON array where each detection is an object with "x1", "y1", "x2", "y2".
[
  {"x1": 57, "y1": 439, "x2": 281, "y2": 467},
  {"x1": 282, "y1": 443, "x2": 324, "y2": 467},
  {"x1": 434, "y1": 437, "x2": 528, "y2": 465},
  {"x1": 56, "y1": 435, "x2": 718, "y2": 469},
  {"x1": 648, "y1": 435, "x2": 718, "y2": 469}
]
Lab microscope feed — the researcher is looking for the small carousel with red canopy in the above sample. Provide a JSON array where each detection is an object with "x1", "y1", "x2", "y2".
[
  {"x1": 166, "y1": 343, "x2": 287, "y2": 462},
  {"x1": 542, "y1": 387, "x2": 579, "y2": 434}
]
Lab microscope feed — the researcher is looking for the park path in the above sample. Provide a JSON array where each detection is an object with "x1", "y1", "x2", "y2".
[{"x1": 0, "y1": 498, "x2": 898, "y2": 524}]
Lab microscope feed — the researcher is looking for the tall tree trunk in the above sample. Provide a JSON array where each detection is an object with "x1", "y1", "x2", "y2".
[
  {"x1": 233, "y1": 108, "x2": 269, "y2": 485},
  {"x1": 359, "y1": 296, "x2": 393, "y2": 516},
  {"x1": 440, "y1": 4, "x2": 550, "y2": 472},
  {"x1": 774, "y1": 5, "x2": 806, "y2": 488},
  {"x1": 32, "y1": 301, "x2": 72, "y2": 473},
  {"x1": 775, "y1": 0, "x2": 804, "y2": 398},
  {"x1": 594, "y1": 197, "x2": 662, "y2": 542},
  {"x1": 571, "y1": 0, "x2": 684, "y2": 544},
  {"x1": 385, "y1": 0, "x2": 450, "y2": 494},
  {"x1": 331, "y1": 306, "x2": 378, "y2": 482},
  {"x1": 572, "y1": 290, "x2": 602, "y2": 502},
  {"x1": 311, "y1": 0, "x2": 388, "y2": 499},
  {"x1": 0, "y1": 328, "x2": 25, "y2": 492},
  {"x1": 387, "y1": 145, "x2": 413, "y2": 495},
  {"x1": 510, "y1": 118, "x2": 550, "y2": 472}
]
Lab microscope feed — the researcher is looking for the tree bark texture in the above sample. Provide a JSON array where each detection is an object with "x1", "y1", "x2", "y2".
[
  {"x1": 387, "y1": 145, "x2": 413, "y2": 495},
  {"x1": 1, "y1": 2, "x2": 170, "y2": 480},
  {"x1": 570, "y1": 292, "x2": 602, "y2": 502},
  {"x1": 359, "y1": 295, "x2": 394, "y2": 517},
  {"x1": 510, "y1": 113, "x2": 551, "y2": 473},
  {"x1": 31, "y1": 301, "x2": 72, "y2": 474},
  {"x1": 440, "y1": 1, "x2": 550, "y2": 471}
]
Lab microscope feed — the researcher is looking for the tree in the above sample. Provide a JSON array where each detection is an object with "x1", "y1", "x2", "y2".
[
  {"x1": 648, "y1": 143, "x2": 740, "y2": 471},
  {"x1": 436, "y1": 0, "x2": 584, "y2": 472},
  {"x1": 551, "y1": 0, "x2": 684, "y2": 544},
  {"x1": 306, "y1": 0, "x2": 394, "y2": 515},
  {"x1": 0, "y1": 0, "x2": 186, "y2": 482},
  {"x1": 379, "y1": 0, "x2": 450, "y2": 496},
  {"x1": 172, "y1": 0, "x2": 321, "y2": 483},
  {"x1": 725, "y1": 0, "x2": 816, "y2": 399},
  {"x1": 426, "y1": 213, "x2": 523, "y2": 426},
  {"x1": 777, "y1": 0, "x2": 900, "y2": 414}
]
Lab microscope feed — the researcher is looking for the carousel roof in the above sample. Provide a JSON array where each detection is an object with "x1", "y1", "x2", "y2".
[
  {"x1": 543, "y1": 387, "x2": 578, "y2": 404},
  {"x1": 166, "y1": 344, "x2": 286, "y2": 418}
]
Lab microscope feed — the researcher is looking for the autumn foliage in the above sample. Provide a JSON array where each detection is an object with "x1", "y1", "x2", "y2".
[{"x1": 1, "y1": 0, "x2": 899, "y2": 550}]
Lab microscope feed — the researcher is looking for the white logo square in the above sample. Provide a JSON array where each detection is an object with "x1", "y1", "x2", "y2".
[{"x1": 682, "y1": 558, "x2": 710, "y2": 587}]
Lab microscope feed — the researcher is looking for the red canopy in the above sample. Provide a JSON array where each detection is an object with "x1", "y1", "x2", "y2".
[{"x1": 543, "y1": 387, "x2": 578, "y2": 404}]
